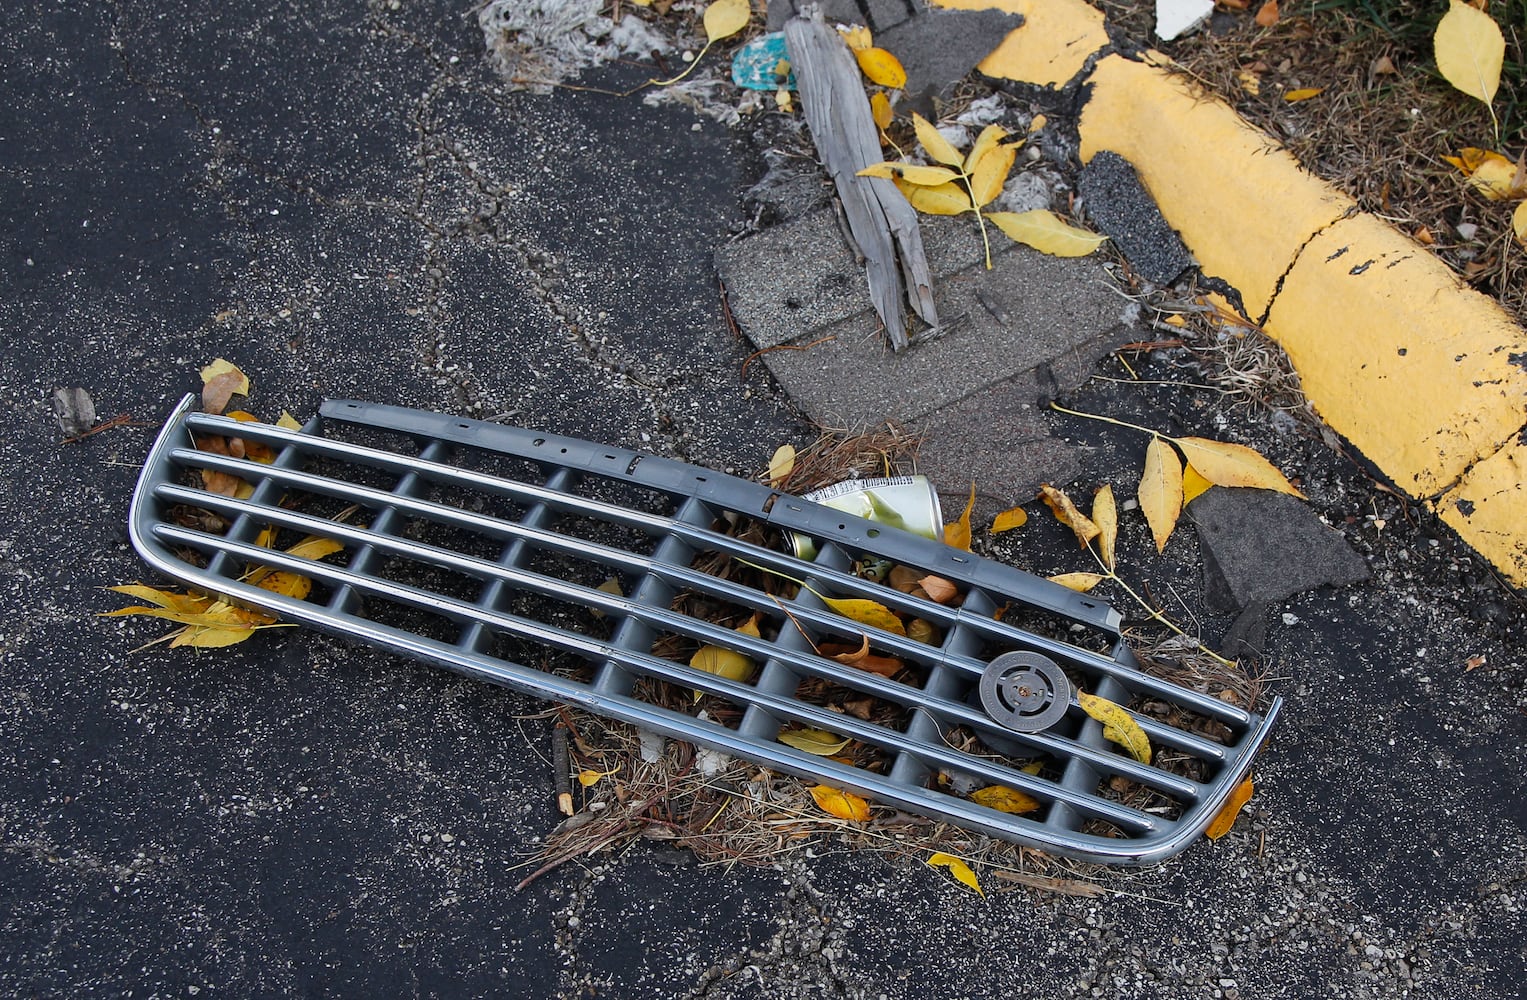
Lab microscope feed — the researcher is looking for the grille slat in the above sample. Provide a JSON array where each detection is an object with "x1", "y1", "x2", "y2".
[{"x1": 127, "y1": 396, "x2": 1283, "y2": 865}]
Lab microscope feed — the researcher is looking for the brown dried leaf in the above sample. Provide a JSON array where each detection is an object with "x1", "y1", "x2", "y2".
[
  {"x1": 1038, "y1": 484, "x2": 1099, "y2": 547},
  {"x1": 831, "y1": 635, "x2": 904, "y2": 677},
  {"x1": 917, "y1": 575, "x2": 958, "y2": 604},
  {"x1": 199, "y1": 358, "x2": 249, "y2": 415}
]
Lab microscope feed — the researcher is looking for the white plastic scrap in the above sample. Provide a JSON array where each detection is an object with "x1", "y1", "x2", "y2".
[
  {"x1": 477, "y1": 0, "x2": 673, "y2": 93},
  {"x1": 1155, "y1": 0, "x2": 1215, "y2": 41}
]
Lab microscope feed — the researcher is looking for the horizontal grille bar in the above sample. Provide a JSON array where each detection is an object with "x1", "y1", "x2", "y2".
[{"x1": 126, "y1": 395, "x2": 1282, "y2": 865}]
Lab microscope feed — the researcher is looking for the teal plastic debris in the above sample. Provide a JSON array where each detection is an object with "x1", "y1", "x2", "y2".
[{"x1": 731, "y1": 32, "x2": 795, "y2": 91}]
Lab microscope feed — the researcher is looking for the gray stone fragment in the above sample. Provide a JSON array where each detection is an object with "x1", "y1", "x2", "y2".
[
  {"x1": 1077, "y1": 151, "x2": 1195, "y2": 285},
  {"x1": 1189, "y1": 488, "x2": 1370, "y2": 613}
]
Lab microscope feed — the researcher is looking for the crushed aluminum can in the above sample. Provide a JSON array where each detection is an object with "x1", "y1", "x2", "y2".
[{"x1": 789, "y1": 475, "x2": 944, "y2": 561}]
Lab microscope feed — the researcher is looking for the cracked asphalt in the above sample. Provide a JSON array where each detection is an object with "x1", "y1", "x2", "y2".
[{"x1": 2, "y1": 2, "x2": 1524, "y2": 997}]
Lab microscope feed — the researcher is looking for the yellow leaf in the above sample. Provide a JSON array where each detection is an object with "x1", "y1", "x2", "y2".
[
  {"x1": 1434, "y1": 0, "x2": 1504, "y2": 106},
  {"x1": 1027, "y1": 114, "x2": 1047, "y2": 133},
  {"x1": 856, "y1": 47, "x2": 907, "y2": 89},
  {"x1": 838, "y1": 24, "x2": 872, "y2": 51},
  {"x1": 1514, "y1": 201, "x2": 1527, "y2": 246},
  {"x1": 276, "y1": 410, "x2": 302, "y2": 431},
  {"x1": 1446, "y1": 147, "x2": 1527, "y2": 200},
  {"x1": 991, "y1": 506, "x2": 1028, "y2": 533},
  {"x1": 1077, "y1": 691, "x2": 1152, "y2": 765},
  {"x1": 944, "y1": 481, "x2": 975, "y2": 551},
  {"x1": 1171, "y1": 437, "x2": 1304, "y2": 497},
  {"x1": 1206, "y1": 777, "x2": 1255, "y2": 840},
  {"x1": 1047, "y1": 572, "x2": 1104, "y2": 593},
  {"x1": 1237, "y1": 70, "x2": 1261, "y2": 96},
  {"x1": 963, "y1": 124, "x2": 1010, "y2": 173},
  {"x1": 987, "y1": 210, "x2": 1107, "y2": 257},
  {"x1": 870, "y1": 92, "x2": 893, "y2": 131},
  {"x1": 906, "y1": 617, "x2": 940, "y2": 645},
  {"x1": 1038, "y1": 484, "x2": 1099, "y2": 547},
  {"x1": 779, "y1": 727, "x2": 851, "y2": 755},
  {"x1": 859, "y1": 162, "x2": 961, "y2": 186},
  {"x1": 810, "y1": 784, "x2": 871, "y2": 821},
  {"x1": 106, "y1": 584, "x2": 213, "y2": 615},
  {"x1": 99, "y1": 605, "x2": 270, "y2": 630},
  {"x1": 911, "y1": 113, "x2": 962, "y2": 166},
  {"x1": 1283, "y1": 87, "x2": 1323, "y2": 102},
  {"x1": 172, "y1": 625, "x2": 262, "y2": 648},
  {"x1": 917, "y1": 574, "x2": 958, "y2": 604},
  {"x1": 199, "y1": 358, "x2": 249, "y2": 415},
  {"x1": 1182, "y1": 463, "x2": 1214, "y2": 505},
  {"x1": 971, "y1": 785, "x2": 1040, "y2": 815},
  {"x1": 821, "y1": 597, "x2": 907, "y2": 636},
  {"x1": 691, "y1": 644, "x2": 756, "y2": 683},
  {"x1": 1092, "y1": 484, "x2": 1118, "y2": 571},
  {"x1": 926, "y1": 852, "x2": 984, "y2": 896},
  {"x1": 735, "y1": 612, "x2": 762, "y2": 638},
  {"x1": 255, "y1": 571, "x2": 312, "y2": 601},
  {"x1": 284, "y1": 535, "x2": 345, "y2": 561},
  {"x1": 894, "y1": 178, "x2": 973, "y2": 216},
  {"x1": 768, "y1": 443, "x2": 796, "y2": 486},
  {"x1": 1139, "y1": 437, "x2": 1184, "y2": 553},
  {"x1": 578, "y1": 767, "x2": 618, "y2": 787},
  {"x1": 702, "y1": 0, "x2": 751, "y2": 44},
  {"x1": 968, "y1": 141, "x2": 1018, "y2": 207}
]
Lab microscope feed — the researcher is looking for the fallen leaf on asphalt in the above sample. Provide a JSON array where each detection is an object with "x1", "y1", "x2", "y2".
[
  {"x1": 1048, "y1": 572, "x2": 1105, "y2": 593},
  {"x1": 1182, "y1": 463, "x2": 1214, "y2": 505},
  {"x1": 1283, "y1": 87, "x2": 1324, "y2": 102},
  {"x1": 894, "y1": 178, "x2": 972, "y2": 215},
  {"x1": 831, "y1": 635, "x2": 904, "y2": 677},
  {"x1": 1465, "y1": 653, "x2": 1487, "y2": 671},
  {"x1": 276, "y1": 410, "x2": 303, "y2": 431},
  {"x1": 1092, "y1": 485, "x2": 1118, "y2": 571},
  {"x1": 859, "y1": 162, "x2": 962, "y2": 186},
  {"x1": 971, "y1": 785, "x2": 1040, "y2": 814},
  {"x1": 987, "y1": 210, "x2": 1108, "y2": 257},
  {"x1": 810, "y1": 784, "x2": 871, "y2": 821},
  {"x1": 1171, "y1": 436, "x2": 1305, "y2": 497},
  {"x1": 944, "y1": 482, "x2": 975, "y2": 551},
  {"x1": 200, "y1": 358, "x2": 249, "y2": 415},
  {"x1": 1039, "y1": 484, "x2": 1100, "y2": 547},
  {"x1": 779, "y1": 727, "x2": 852, "y2": 755},
  {"x1": 856, "y1": 47, "x2": 908, "y2": 89},
  {"x1": 912, "y1": 113, "x2": 963, "y2": 166},
  {"x1": 702, "y1": 0, "x2": 751, "y2": 42},
  {"x1": 927, "y1": 852, "x2": 984, "y2": 896},
  {"x1": 767, "y1": 443, "x2": 796, "y2": 485},
  {"x1": 821, "y1": 597, "x2": 907, "y2": 636},
  {"x1": 1078, "y1": 691, "x2": 1152, "y2": 765},
  {"x1": 1254, "y1": 0, "x2": 1279, "y2": 27},
  {"x1": 1434, "y1": 0, "x2": 1504, "y2": 107},
  {"x1": 991, "y1": 506, "x2": 1028, "y2": 533},
  {"x1": 1205, "y1": 777, "x2": 1254, "y2": 839},
  {"x1": 1140, "y1": 437, "x2": 1183, "y2": 552},
  {"x1": 102, "y1": 586, "x2": 277, "y2": 649}
]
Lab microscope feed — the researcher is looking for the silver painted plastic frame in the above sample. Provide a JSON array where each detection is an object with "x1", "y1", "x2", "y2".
[{"x1": 127, "y1": 395, "x2": 1281, "y2": 865}]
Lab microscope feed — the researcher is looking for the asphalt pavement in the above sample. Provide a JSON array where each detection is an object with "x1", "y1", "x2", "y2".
[{"x1": 2, "y1": 2, "x2": 1523, "y2": 998}]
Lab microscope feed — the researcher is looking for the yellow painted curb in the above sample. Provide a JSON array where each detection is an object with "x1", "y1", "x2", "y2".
[
  {"x1": 935, "y1": 0, "x2": 1527, "y2": 585},
  {"x1": 1077, "y1": 53, "x2": 1355, "y2": 319},
  {"x1": 933, "y1": 0, "x2": 1109, "y2": 88},
  {"x1": 1264, "y1": 214, "x2": 1527, "y2": 499},
  {"x1": 1437, "y1": 438, "x2": 1527, "y2": 586}
]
